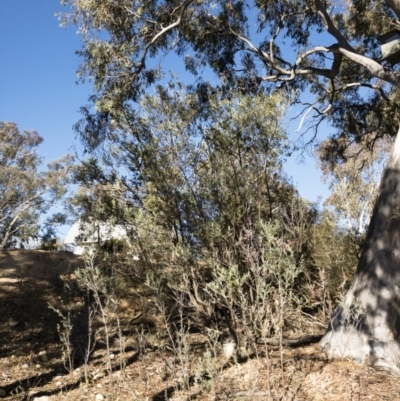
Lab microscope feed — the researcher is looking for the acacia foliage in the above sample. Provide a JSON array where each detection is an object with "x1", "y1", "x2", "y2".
[
  {"x1": 73, "y1": 86, "x2": 319, "y2": 342},
  {"x1": 0, "y1": 121, "x2": 73, "y2": 248},
  {"x1": 75, "y1": 84, "x2": 298, "y2": 251}
]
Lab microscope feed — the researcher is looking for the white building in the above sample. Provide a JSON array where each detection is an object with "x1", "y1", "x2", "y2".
[{"x1": 63, "y1": 220, "x2": 129, "y2": 255}]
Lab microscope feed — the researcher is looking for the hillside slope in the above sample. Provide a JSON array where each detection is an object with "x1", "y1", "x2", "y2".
[{"x1": 0, "y1": 250, "x2": 400, "y2": 400}]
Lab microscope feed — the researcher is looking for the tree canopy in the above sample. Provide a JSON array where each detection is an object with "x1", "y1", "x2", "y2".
[
  {"x1": 73, "y1": 83, "x2": 297, "y2": 248},
  {"x1": 0, "y1": 121, "x2": 73, "y2": 248},
  {"x1": 70, "y1": 80, "x2": 320, "y2": 348},
  {"x1": 62, "y1": 0, "x2": 400, "y2": 157}
]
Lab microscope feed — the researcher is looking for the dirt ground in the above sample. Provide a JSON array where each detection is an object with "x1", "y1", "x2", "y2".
[{"x1": 1, "y1": 249, "x2": 400, "y2": 400}]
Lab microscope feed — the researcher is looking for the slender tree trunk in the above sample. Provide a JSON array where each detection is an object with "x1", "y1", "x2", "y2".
[
  {"x1": 0, "y1": 223, "x2": 16, "y2": 249},
  {"x1": 321, "y1": 126, "x2": 400, "y2": 371}
]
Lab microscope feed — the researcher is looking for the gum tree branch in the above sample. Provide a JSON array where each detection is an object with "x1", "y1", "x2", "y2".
[
  {"x1": 269, "y1": 8, "x2": 310, "y2": 63},
  {"x1": 230, "y1": 27, "x2": 293, "y2": 77},
  {"x1": 314, "y1": 0, "x2": 353, "y2": 50},
  {"x1": 338, "y1": 46, "x2": 400, "y2": 88},
  {"x1": 313, "y1": 0, "x2": 400, "y2": 88},
  {"x1": 329, "y1": 82, "x2": 391, "y2": 103},
  {"x1": 127, "y1": 0, "x2": 195, "y2": 84}
]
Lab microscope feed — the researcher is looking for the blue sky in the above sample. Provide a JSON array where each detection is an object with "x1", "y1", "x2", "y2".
[
  {"x1": 0, "y1": 1, "x2": 329, "y2": 238},
  {"x1": 0, "y1": 1, "x2": 90, "y2": 160}
]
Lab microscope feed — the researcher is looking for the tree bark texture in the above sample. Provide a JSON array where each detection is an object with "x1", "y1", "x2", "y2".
[{"x1": 321, "y1": 126, "x2": 400, "y2": 371}]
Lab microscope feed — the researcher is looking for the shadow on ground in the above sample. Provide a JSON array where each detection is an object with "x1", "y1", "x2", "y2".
[{"x1": 0, "y1": 250, "x2": 84, "y2": 359}]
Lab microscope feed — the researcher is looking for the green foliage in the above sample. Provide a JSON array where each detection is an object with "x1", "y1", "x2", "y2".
[
  {"x1": 63, "y1": 0, "x2": 400, "y2": 162},
  {"x1": 71, "y1": 85, "x2": 320, "y2": 347},
  {"x1": 0, "y1": 121, "x2": 74, "y2": 248},
  {"x1": 72, "y1": 83, "x2": 295, "y2": 260},
  {"x1": 318, "y1": 136, "x2": 391, "y2": 237},
  {"x1": 101, "y1": 237, "x2": 127, "y2": 254},
  {"x1": 59, "y1": 0, "x2": 400, "y2": 363},
  {"x1": 143, "y1": 216, "x2": 309, "y2": 352},
  {"x1": 308, "y1": 210, "x2": 360, "y2": 313},
  {"x1": 40, "y1": 238, "x2": 59, "y2": 251},
  {"x1": 63, "y1": 0, "x2": 396, "y2": 334}
]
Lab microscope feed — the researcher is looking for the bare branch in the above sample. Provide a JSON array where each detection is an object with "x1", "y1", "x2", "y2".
[
  {"x1": 232, "y1": 5, "x2": 400, "y2": 94},
  {"x1": 229, "y1": 27, "x2": 293, "y2": 77},
  {"x1": 129, "y1": 0, "x2": 195, "y2": 84},
  {"x1": 313, "y1": 0, "x2": 400, "y2": 89},
  {"x1": 146, "y1": 0, "x2": 193, "y2": 47},
  {"x1": 331, "y1": 53, "x2": 343, "y2": 77},
  {"x1": 0, "y1": 199, "x2": 43, "y2": 249},
  {"x1": 295, "y1": 46, "x2": 331, "y2": 66},
  {"x1": 314, "y1": 0, "x2": 353, "y2": 50},
  {"x1": 296, "y1": 100, "x2": 331, "y2": 132},
  {"x1": 296, "y1": 67, "x2": 334, "y2": 79},
  {"x1": 296, "y1": 103, "x2": 318, "y2": 132},
  {"x1": 329, "y1": 82, "x2": 391, "y2": 102}
]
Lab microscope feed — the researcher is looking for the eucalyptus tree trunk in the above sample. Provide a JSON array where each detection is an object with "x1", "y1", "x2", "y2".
[{"x1": 321, "y1": 126, "x2": 400, "y2": 371}]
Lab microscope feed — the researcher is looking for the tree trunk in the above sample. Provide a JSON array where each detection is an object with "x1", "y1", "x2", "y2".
[{"x1": 321, "y1": 126, "x2": 400, "y2": 371}]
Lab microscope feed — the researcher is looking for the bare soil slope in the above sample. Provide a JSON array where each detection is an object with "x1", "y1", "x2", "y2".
[
  {"x1": 0, "y1": 250, "x2": 81, "y2": 356},
  {"x1": 1, "y1": 250, "x2": 400, "y2": 400}
]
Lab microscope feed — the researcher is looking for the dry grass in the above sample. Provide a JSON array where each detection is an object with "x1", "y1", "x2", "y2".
[{"x1": 1, "y1": 250, "x2": 400, "y2": 401}]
